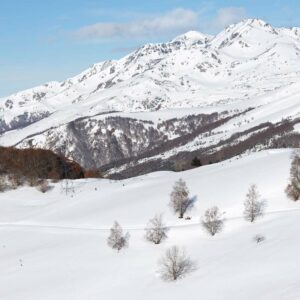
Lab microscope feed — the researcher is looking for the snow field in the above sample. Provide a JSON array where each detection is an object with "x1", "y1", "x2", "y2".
[{"x1": 0, "y1": 149, "x2": 300, "y2": 299}]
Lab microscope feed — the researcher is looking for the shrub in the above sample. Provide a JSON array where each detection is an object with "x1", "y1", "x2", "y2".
[
  {"x1": 8, "y1": 174, "x2": 23, "y2": 189},
  {"x1": 145, "y1": 214, "x2": 168, "y2": 244},
  {"x1": 107, "y1": 221, "x2": 130, "y2": 252},
  {"x1": 84, "y1": 169, "x2": 103, "y2": 178},
  {"x1": 202, "y1": 206, "x2": 224, "y2": 236},
  {"x1": 191, "y1": 156, "x2": 202, "y2": 167},
  {"x1": 158, "y1": 246, "x2": 195, "y2": 281},
  {"x1": 37, "y1": 179, "x2": 50, "y2": 193}
]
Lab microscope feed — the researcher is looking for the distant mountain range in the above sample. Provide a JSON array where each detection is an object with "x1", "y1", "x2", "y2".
[{"x1": 1, "y1": 19, "x2": 300, "y2": 177}]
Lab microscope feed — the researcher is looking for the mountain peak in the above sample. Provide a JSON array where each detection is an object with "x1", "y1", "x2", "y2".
[
  {"x1": 171, "y1": 30, "x2": 212, "y2": 45},
  {"x1": 240, "y1": 18, "x2": 269, "y2": 27},
  {"x1": 210, "y1": 18, "x2": 279, "y2": 52},
  {"x1": 226, "y1": 18, "x2": 277, "y2": 33},
  {"x1": 226, "y1": 18, "x2": 267, "y2": 28}
]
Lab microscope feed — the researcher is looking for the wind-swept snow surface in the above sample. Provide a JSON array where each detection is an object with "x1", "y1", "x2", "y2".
[{"x1": 0, "y1": 149, "x2": 300, "y2": 299}]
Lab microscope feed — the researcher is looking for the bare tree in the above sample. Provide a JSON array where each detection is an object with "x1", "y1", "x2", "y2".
[
  {"x1": 107, "y1": 221, "x2": 129, "y2": 252},
  {"x1": 36, "y1": 179, "x2": 50, "y2": 193},
  {"x1": 60, "y1": 179, "x2": 75, "y2": 196},
  {"x1": 145, "y1": 214, "x2": 168, "y2": 244},
  {"x1": 170, "y1": 178, "x2": 194, "y2": 218},
  {"x1": 27, "y1": 174, "x2": 39, "y2": 187},
  {"x1": 8, "y1": 174, "x2": 22, "y2": 189},
  {"x1": 202, "y1": 206, "x2": 224, "y2": 236},
  {"x1": 285, "y1": 153, "x2": 300, "y2": 201},
  {"x1": 158, "y1": 246, "x2": 195, "y2": 281},
  {"x1": 244, "y1": 184, "x2": 265, "y2": 222},
  {"x1": 0, "y1": 176, "x2": 6, "y2": 192}
]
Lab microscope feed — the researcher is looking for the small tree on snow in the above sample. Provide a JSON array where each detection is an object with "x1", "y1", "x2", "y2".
[
  {"x1": 60, "y1": 179, "x2": 75, "y2": 196},
  {"x1": 107, "y1": 221, "x2": 129, "y2": 252},
  {"x1": 145, "y1": 214, "x2": 168, "y2": 244},
  {"x1": 244, "y1": 184, "x2": 265, "y2": 222},
  {"x1": 202, "y1": 206, "x2": 224, "y2": 236},
  {"x1": 158, "y1": 246, "x2": 195, "y2": 281},
  {"x1": 170, "y1": 178, "x2": 194, "y2": 218},
  {"x1": 285, "y1": 153, "x2": 300, "y2": 201}
]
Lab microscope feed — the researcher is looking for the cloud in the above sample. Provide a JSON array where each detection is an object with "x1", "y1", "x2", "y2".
[
  {"x1": 211, "y1": 7, "x2": 247, "y2": 31},
  {"x1": 71, "y1": 8, "x2": 199, "y2": 40},
  {"x1": 70, "y1": 6, "x2": 248, "y2": 41}
]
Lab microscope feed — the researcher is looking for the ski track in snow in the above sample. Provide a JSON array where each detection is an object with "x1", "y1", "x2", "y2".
[{"x1": 1, "y1": 207, "x2": 300, "y2": 232}]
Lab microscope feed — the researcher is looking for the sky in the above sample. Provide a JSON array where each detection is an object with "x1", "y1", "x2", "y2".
[{"x1": 1, "y1": 0, "x2": 300, "y2": 97}]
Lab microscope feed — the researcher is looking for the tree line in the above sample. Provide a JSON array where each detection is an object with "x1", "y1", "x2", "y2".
[{"x1": 0, "y1": 146, "x2": 104, "y2": 192}]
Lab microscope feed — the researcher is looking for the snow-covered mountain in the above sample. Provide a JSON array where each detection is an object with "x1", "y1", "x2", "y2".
[{"x1": 2, "y1": 19, "x2": 300, "y2": 175}]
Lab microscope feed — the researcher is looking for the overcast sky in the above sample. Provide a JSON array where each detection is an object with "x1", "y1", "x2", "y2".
[{"x1": 1, "y1": 0, "x2": 300, "y2": 97}]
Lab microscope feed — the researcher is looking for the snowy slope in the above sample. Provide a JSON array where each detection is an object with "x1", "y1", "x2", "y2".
[{"x1": 0, "y1": 149, "x2": 300, "y2": 299}]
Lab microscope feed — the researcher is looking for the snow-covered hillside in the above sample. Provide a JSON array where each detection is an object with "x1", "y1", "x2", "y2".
[
  {"x1": 0, "y1": 149, "x2": 299, "y2": 299},
  {"x1": 2, "y1": 18, "x2": 300, "y2": 175}
]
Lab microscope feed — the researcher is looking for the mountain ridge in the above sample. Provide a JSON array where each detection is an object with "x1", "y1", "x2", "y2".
[{"x1": 1, "y1": 18, "x2": 300, "y2": 176}]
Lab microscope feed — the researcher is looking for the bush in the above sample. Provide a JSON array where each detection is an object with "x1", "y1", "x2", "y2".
[
  {"x1": 27, "y1": 175, "x2": 40, "y2": 187},
  {"x1": 107, "y1": 221, "x2": 130, "y2": 252},
  {"x1": 8, "y1": 174, "x2": 23, "y2": 189},
  {"x1": 202, "y1": 206, "x2": 224, "y2": 236},
  {"x1": 36, "y1": 179, "x2": 50, "y2": 193},
  {"x1": 0, "y1": 176, "x2": 6, "y2": 192},
  {"x1": 84, "y1": 169, "x2": 103, "y2": 178},
  {"x1": 191, "y1": 156, "x2": 202, "y2": 167},
  {"x1": 145, "y1": 214, "x2": 168, "y2": 244},
  {"x1": 158, "y1": 246, "x2": 195, "y2": 281}
]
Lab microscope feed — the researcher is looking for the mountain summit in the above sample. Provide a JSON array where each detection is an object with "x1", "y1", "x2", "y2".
[{"x1": 171, "y1": 30, "x2": 212, "y2": 45}]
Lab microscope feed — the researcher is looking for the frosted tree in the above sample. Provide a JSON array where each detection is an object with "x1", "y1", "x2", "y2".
[
  {"x1": 202, "y1": 206, "x2": 224, "y2": 236},
  {"x1": 107, "y1": 221, "x2": 129, "y2": 252},
  {"x1": 158, "y1": 246, "x2": 195, "y2": 281},
  {"x1": 145, "y1": 214, "x2": 168, "y2": 244},
  {"x1": 169, "y1": 178, "x2": 194, "y2": 218},
  {"x1": 285, "y1": 153, "x2": 300, "y2": 201},
  {"x1": 243, "y1": 184, "x2": 265, "y2": 222}
]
